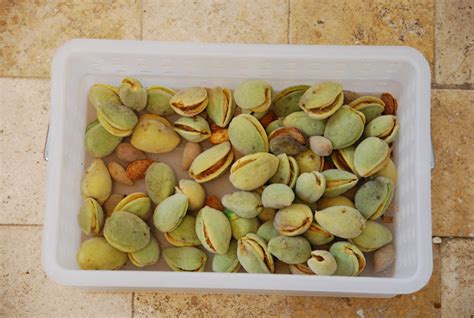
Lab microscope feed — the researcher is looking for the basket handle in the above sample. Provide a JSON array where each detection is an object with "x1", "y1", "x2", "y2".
[
  {"x1": 43, "y1": 124, "x2": 50, "y2": 161},
  {"x1": 430, "y1": 132, "x2": 436, "y2": 169}
]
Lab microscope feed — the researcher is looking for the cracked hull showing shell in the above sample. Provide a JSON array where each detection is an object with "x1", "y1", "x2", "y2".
[
  {"x1": 237, "y1": 233, "x2": 274, "y2": 273},
  {"x1": 188, "y1": 141, "x2": 234, "y2": 183},
  {"x1": 195, "y1": 206, "x2": 232, "y2": 254}
]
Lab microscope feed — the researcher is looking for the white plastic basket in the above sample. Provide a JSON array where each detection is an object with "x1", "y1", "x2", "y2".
[{"x1": 42, "y1": 39, "x2": 432, "y2": 297}]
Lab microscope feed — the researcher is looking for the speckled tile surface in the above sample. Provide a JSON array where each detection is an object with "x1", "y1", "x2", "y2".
[
  {"x1": 441, "y1": 238, "x2": 474, "y2": 317},
  {"x1": 134, "y1": 293, "x2": 290, "y2": 317},
  {"x1": 431, "y1": 89, "x2": 474, "y2": 237},
  {"x1": 435, "y1": 0, "x2": 473, "y2": 86},
  {"x1": 142, "y1": 0, "x2": 288, "y2": 43},
  {"x1": 290, "y1": 0, "x2": 434, "y2": 66},
  {"x1": 0, "y1": 226, "x2": 132, "y2": 317},
  {"x1": 0, "y1": 0, "x2": 141, "y2": 77},
  {"x1": 0, "y1": 78, "x2": 49, "y2": 225}
]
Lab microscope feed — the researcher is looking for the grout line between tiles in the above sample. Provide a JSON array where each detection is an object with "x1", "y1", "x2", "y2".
[
  {"x1": 432, "y1": 235, "x2": 474, "y2": 239},
  {"x1": 439, "y1": 244, "x2": 444, "y2": 311},
  {"x1": 287, "y1": 0, "x2": 291, "y2": 44},
  {"x1": 131, "y1": 292, "x2": 135, "y2": 318},
  {"x1": 431, "y1": 83, "x2": 473, "y2": 90},
  {"x1": 0, "y1": 224, "x2": 42, "y2": 227},
  {"x1": 0, "y1": 75, "x2": 50, "y2": 80}
]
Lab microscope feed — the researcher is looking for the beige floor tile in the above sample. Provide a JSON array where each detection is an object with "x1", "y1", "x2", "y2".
[
  {"x1": 0, "y1": 0, "x2": 141, "y2": 77},
  {"x1": 0, "y1": 78, "x2": 49, "y2": 225},
  {"x1": 0, "y1": 226, "x2": 132, "y2": 317},
  {"x1": 441, "y1": 238, "x2": 474, "y2": 317},
  {"x1": 286, "y1": 245, "x2": 441, "y2": 317},
  {"x1": 290, "y1": 0, "x2": 434, "y2": 66},
  {"x1": 431, "y1": 89, "x2": 474, "y2": 237},
  {"x1": 133, "y1": 292, "x2": 290, "y2": 317},
  {"x1": 435, "y1": 0, "x2": 473, "y2": 86},
  {"x1": 142, "y1": 0, "x2": 288, "y2": 44}
]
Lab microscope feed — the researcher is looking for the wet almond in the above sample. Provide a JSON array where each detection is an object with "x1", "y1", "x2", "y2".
[
  {"x1": 126, "y1": 159, "x2": 155, "y2": 181},
  {"x1": 182, "y1": 142, "x2": 202, "y2": 171},
  {"x1": 103, "y1": 194, "x2": 125, "y2": 217},
  {"x1": 115, "y1": 143, "x2": 147, "y2": 163},
  {"x1": 209, "y1": 128, "x2": 229, "y2": 145},
  {"x1": 259, "y1": 110, "x2": 276, "y2": 128},
  {"x1": 108, "y1": 161, "x2": 134, "y2": 186},
  {"x1": 205, "y1": 195, "x2": 224, "y2": 211},
  {"x1": 381, "y1": 92, "x2": 398, "y2": 115}
]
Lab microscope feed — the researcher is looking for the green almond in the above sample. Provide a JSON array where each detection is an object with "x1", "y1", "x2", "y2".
[
  {"x1": 229, "y1": 114, "x2": 268, "y2": 155},
  {"x1": 128, "y1": 237, "x2": 160, "y2": 267},
  {"x1": 237, "y1": 233, "x2": 274, "y2": 273},
  {"x1": 268, "y1": 235, "x2": 312, "y2": 265},
  {"x1": 163, "y1": 246, "x2": 207, "y2": 272},
  {"x1": 354, "y1": 137, "x2": 390, "y2": 177},
  {"x1": 196, "y1": 206, "x2": 232, "y2": 254},
  {"x1": 330, "y1": 241, "x2": 366, "y2": 276},
  {"x1": 222, "y1": 191, "x2": 263, "y2": 218},
  {"x1": 146, "y1": 85, "x2": 176, "y2": 116},
  {"x1": 153, "y1": 193, "x2": 188, "y2": 232},
  {"x1": 103, "y1": 211, "x2": 150, "y2": 253},
  {"x1": 350, "y1": 220, "x2": 393, "y2": 252},
  {"x1": 212, "y1": 240, "x2": 240, "y2": 272},
  {"x1": 315, "y1": 206, "x2": 366, "y2": 239},
  {"x1": 77, "y1": 237, "x2": 127, "y2": 270},
  {"x1": 284, "y1": 111, "x2": 326, "y2": 136},
  {"x1": 84, "y1": 120, "x2": 122, "y2": 158},
  {"x1": 145, "y1": 162, "x2": 176, "y2": 205},
  {"x1": 323, "y1": 105, "x2": 365, "y2": 149}
]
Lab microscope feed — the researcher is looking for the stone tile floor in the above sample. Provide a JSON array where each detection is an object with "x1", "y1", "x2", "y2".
[{"x1": 0, "y1": 0, "x2": 472, "y2": 317}]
